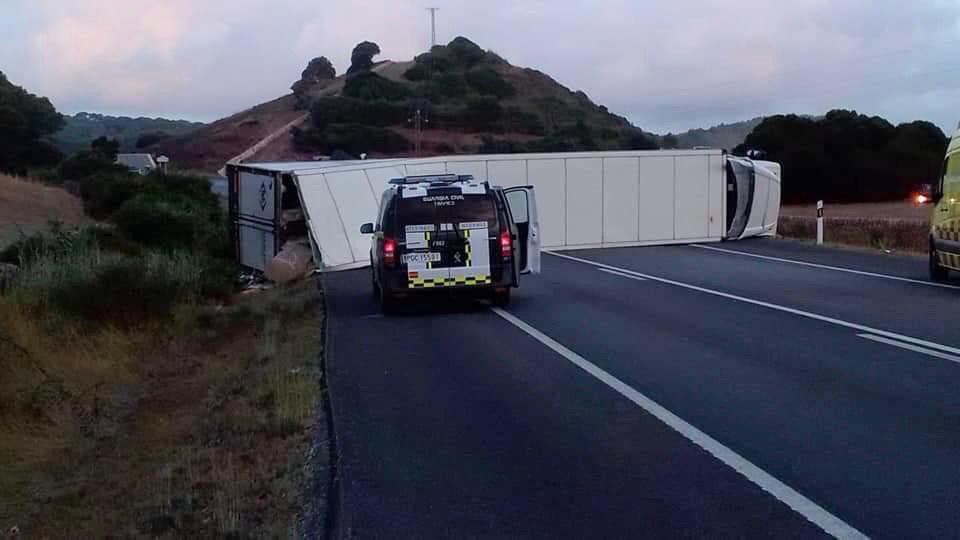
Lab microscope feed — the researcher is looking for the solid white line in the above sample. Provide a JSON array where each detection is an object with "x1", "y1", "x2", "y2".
[
  {"x1": 690, "y1": 244, "x2": 960, "y2": 290},
  {"x1": 546, "y1": 251, "x2": 960, "y2": 357},
  {"x1": 857, "y1": 334, "x2": 960, "y2": 364},
  {"x1": 598, "y1": 267, "x2": 647, "y2": 280},
  {"x1": 490, "y1": 307, "x2": 868, "y2": 540}
]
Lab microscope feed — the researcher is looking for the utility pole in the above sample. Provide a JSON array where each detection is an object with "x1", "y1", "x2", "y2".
[{"x1": 427, "y1": 7, "x2": 439, "y2": 48}]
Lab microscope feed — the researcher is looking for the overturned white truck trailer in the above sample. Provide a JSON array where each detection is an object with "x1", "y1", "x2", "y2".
[{"x1": 227, "y1": 150, "x2": 781, "y2": 272}]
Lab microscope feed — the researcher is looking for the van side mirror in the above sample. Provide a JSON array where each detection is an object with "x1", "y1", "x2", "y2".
[{"x1": 360, "y1": 223, "x2": 374, "y2": 234}]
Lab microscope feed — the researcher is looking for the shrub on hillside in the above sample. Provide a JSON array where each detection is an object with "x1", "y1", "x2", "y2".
[
  {"x1": 49, "y1": 256, "x2": 180, "y2": 325},
  {"x1": 447, "y1": 37, "x2": 485, "y2": 67},
  {"x1": 79, "y1": 172, "x2": 140, "y2": 219},
  {"x1": 403, "y1": 63, "x2": 429, "y2": 81},
  {"x1": 413, "y1": 50, "x2": 453, "y2": 73},
  {"x1": 112, "y1": 191, "x2": 227, "y2": 254},
  {"x1": 478, "y1": 137, "x2": 528, "y2": 154},
  {"x1": 292, "y1": 124, "x2": 409, "y2": 155},
  {"x1": 462, "y1": 97, "x2": 503, "y2": 131},
  {"x1": 503, "y1": 107, "x2": 545, "y2": 136},
  {"x1": 465, "y1": 67, "x2": 516, "y2": 98},
  {"x1": 311, "y1": 97, "x2": 406, "y2": 129},
  {"x1": 342, "y1": 72, "x2": 409, "y2": 101},
  {"x1": 431, "y1": 73, "x2": 467, "y2": 99},
  {"x1": 60, "y1": 152, "x2": 128, "y2": 180}
]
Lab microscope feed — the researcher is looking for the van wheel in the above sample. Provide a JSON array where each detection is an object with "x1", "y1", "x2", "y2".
[
  {"x1": 930, "y1": 245, "x2": 949, "y2": 282},
  {"x1": 491, "y1": 288, "x2": 511, "y2": 307},
  {"x1": 380, "y1": 287, "x2": 399, "y2": 314}
]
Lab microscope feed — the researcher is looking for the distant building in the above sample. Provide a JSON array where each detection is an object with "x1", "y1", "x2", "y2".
[{"x1": 115, "y1": 153, "x2": 157, "y2": 175}]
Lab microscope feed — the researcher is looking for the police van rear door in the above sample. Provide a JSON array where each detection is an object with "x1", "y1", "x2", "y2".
[
  {"x1": 503, "y1": 186, "x2": 541, "y2": 274},
  {"x1": 399, "y1": 183, "x2": 496, "y2": 288}
]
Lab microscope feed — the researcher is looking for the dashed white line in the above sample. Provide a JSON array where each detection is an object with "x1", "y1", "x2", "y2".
[
  {"x1": 547, "y1": 250, "x2": 960, "y2": 358},
  {"x1": 857, "y1": 334, "x2": 960, "y2": 364},
  {"x1": 690, "y1": 244, "x2": 960, "y2": 290},
  {"x1": 491, "y1": 307, "x2": 868, "y2": 540}
]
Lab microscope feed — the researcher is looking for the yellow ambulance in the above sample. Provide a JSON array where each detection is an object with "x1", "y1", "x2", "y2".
[{"x1": 931, "y1": 124, "x2": 960, "y2": 281}]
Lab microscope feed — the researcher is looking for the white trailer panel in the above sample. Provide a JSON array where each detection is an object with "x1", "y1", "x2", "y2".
[
  {"x1": 637, "y1": 155, "x2": 676, "y2": 242},
  {"x1": 229, "y1": 149, "x2": 781, "y2": 271},
  {"x1": 526, "y1": 159, "x2": 567, "y2": 248},
  {"x1": 674, "y1": 155, "x2": 710, "y2": 240},
  {"x1": 565, "y1": 158, "x2": 604, "y2": 246},
  {"x1": 602, "y1": 157, "x2": 641, "y2": 243}
]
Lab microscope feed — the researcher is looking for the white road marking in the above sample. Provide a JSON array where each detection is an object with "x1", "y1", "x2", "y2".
[
  {"x1": 690, "y1": 244, "x2": 960, "y2": 291},
  {"x1": 598, "y1": 267, "x2": 647, "y2": 280},
  {"x1": 857, "y1": 334, "x2": 960, "y2": 364},
  {"x1": 491, "y1": 307, "x2": 868, "y2": 540},
  {"x1": 547, "y1": 251, "x2": 960, "y2": 357}
]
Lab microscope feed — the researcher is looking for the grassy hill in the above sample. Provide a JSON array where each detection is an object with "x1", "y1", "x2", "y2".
[
  {"x1": 159, "y1": 37, "x2": 659, "y2": 172},
  {"x1": 54, "y1": 112, "x2": 203, "y2": 156}
]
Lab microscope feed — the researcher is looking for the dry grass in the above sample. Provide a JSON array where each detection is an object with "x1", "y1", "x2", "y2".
[
  {"x1": 0, "y1": 174, "x2": 89, "y2": 249},
  {"x1": 781, "y1": 201, "x2": 931, "y2": 222},
  {"x1": 0, "y1": 279, "x2": 325, "y2": 538},
  {"x1": 778, "y1": 215, "x2": 929, "y2": 253}
]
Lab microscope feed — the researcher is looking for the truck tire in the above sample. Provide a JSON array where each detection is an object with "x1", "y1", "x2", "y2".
[
  {"x1": 930, "y1": 244, "x2": 949, "y2": 282},
  {"x1": 491, "y1": 288, "x2": 511, "y2": 307}
]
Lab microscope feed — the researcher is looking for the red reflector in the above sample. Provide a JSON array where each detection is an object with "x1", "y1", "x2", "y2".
[{"x1": 500, "y1": 231, "x2": 511, "y2": 257}]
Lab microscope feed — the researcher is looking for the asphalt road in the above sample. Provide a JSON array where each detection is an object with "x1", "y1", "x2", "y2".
[{"x1": 325, "y1": 239, "x2": 960, "y2": 539}]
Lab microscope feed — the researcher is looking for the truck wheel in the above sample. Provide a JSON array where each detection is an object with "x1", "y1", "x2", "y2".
[
  {"x1": 930, "y1": 245, "x2": 949, "y2": 282},
  {"x1": 491, "y1": 288, "x2": 511, "y2": 307}
]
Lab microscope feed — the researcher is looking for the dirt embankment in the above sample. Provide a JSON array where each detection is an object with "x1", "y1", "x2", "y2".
[
  {"x1": 1, "y1": 280, "x2": 330, "y2": 538},
  {"x1": 0, "y1": 174, "x2": 89, "y2": 249}
]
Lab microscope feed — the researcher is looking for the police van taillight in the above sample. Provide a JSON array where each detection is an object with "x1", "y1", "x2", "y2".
[
  {"x1": 383, "y1": 237, "x2": 397, "y2": 266},
  {"x1": 500, "y1": 230, "x2": 512, "y2": 258}
]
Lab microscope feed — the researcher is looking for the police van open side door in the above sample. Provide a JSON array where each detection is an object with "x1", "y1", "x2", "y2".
[{"x1": 503, "y1": 186, "x2": 541, "y2": 274}]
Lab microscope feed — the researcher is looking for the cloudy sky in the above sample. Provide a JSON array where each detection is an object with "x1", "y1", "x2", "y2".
[{"x1": 2, "y1": 0, "x2": 959, "y2": 134}]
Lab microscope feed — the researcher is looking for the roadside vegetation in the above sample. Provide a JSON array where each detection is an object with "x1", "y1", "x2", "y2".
[{"x1": 1, "y1": 75, "x2": 326, "y2": 535}]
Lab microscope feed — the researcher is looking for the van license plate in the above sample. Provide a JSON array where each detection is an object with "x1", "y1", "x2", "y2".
[{"x1": 402, "y1": 252, "x2": 441, "y2": 264}]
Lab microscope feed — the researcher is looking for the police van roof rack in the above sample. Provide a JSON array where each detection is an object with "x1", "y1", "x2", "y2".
[{"x1": 389, "y1": 174, "x2": 476, "y2": 186}]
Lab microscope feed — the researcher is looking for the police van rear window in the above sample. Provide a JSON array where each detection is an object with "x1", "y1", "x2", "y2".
[{"x1": 398, "y1": 194, "x2": 497, "y2": 226}]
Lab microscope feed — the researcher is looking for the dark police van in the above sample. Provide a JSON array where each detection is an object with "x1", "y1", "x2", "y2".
[{"x1": 360, "y1": 174, "x2": 540, "y2": 313}]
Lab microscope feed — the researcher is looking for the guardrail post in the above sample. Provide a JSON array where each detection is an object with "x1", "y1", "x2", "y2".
[{"x1": 816, "y1": 200, "x2": 824, "y2": 245}]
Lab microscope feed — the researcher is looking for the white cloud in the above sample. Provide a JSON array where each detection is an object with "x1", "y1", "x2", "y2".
[{"x1": 2, "y1": 0, "x2": 959, "y2": 132}]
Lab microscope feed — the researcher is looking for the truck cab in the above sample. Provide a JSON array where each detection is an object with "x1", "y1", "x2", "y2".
[{"x1": 930, "y1": 125, "x2": 960, "y2": 281}]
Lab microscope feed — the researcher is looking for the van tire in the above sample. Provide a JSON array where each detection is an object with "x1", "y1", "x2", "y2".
[
  {"x1": 930, "y1": 244, "x2": 949, "y2": 282},
  {"x1": 491, "y1": 288, "x2": 511, "y2": 307},
  {"x1": 380, "y1": 287, "x2": 399, "y2": 314}
]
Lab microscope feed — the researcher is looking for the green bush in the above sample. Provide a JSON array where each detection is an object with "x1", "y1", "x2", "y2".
[
  {"x1": 112, "y1": 191, "x2": 227, "y2": 254},
  {"x1": 311, "y1": 97, "x2": 406, "y2": 129},
  {"x1": 465, "y1": 67, "x2": 516, "y2": 98},
  {"x1": 414, "y1": 50, "x2": 453, "y2": 73},
  {"x1": 462, "y1": 97, "x2": 503, "y2": 131},
  {"x1": 403, "y1": 64, "x2": 429, "y2": 81},
  {"x1": 478, "y1": 137, "x2": 528, "y2": 154},
  {"x1": 79, "y1": 172, "x2": 140, "y2": 219},
  {"x1": 431, "y1": 73, "x2": 467, "y2": 99},
  {"x1": 49, "y1": 256, "x2": 179, "y2": 325},
  {"x1": 342, "y1": 72, "x2": 409, "y2": 101},
  {"x1": 60, "y1": 151, "x2": 128, "y2": 180},
  {"x1": 447, "y1": 37, "x2": 485, "y2": 67},
  {"x1": 504, "y1": 107, "x2": 545, "y2": 136},
  {"x1": 292, "y1": 124, "x2": 409, "y2": 155}
]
